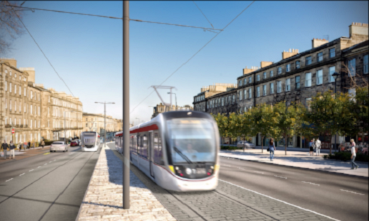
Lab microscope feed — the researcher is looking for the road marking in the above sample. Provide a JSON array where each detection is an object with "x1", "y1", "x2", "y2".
[
  {"x1": 49, "y1": 161, "x2": 52, "y2": 163},
  {"x1": 6, "y1": 178, "x2": 13, "y2": 182},
  {"x1": 220, "y1": 179, "x2": 340, "y2": 221},
  {"x1": 44, "y1": 152, "x2": 50, "y2": 155},
  {"x1": 37, "y1": 166, "x2": 41, "y2": 168},
  {"x1": 340, "y1": 189, "x2": 365, "y2": 196},
  {"x1": 44, "y1": 163, "x2": 47, "y2": 166},
  {"x1": 274, "y1": 175, "x2": 287, "y2": 179},
  {"x1": 255, "y1": 171, "x2": 265, "y2": 174},
  {"x1": 19, "y1": 173, "x2": 25, "y2": 176},
  {"x1": 302, "y1": 181, "x2": 320, "y2": 186},
  {"x1": 29, "y1": 169, "x2": 34, "y2": 172}
]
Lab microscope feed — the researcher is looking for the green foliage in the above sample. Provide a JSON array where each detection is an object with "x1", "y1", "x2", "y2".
[{"x1": 221, "y1": 146, "x2": 240, "y2": 150}]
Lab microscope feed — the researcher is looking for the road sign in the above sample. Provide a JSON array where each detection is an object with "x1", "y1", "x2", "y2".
[{"x1": 11, "y1": 128, "x2": 15, "y2": 134}]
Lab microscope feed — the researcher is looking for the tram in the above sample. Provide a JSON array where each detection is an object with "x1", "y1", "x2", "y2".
[
  {"x1": 81, "y1": 131, "x2": 100, "y2": 152},
  {"x1": 114, "y1": 111, "x2": 220, "y2": 192}
]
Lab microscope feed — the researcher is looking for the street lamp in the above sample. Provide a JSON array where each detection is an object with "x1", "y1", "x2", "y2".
[
  {"x1": 168, "y1": 92, "x2": 177, "y2": 111},
  {"x1": 332, "y1": 72, "x2": 339, "y2": 152},
  {"x1": 95, "y1": 102, "x2": 115, "y2": 147}
]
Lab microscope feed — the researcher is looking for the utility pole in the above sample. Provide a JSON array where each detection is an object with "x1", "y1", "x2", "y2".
[
  {"x1": 95, "y1": 102, "x2": 115, "y2": 147},
  {"x1": 123, "y1": 0, "x2": 130, "y2": 209},
  {"x1": 168, "y1": 92, "x2": 177, "y2": 110}
]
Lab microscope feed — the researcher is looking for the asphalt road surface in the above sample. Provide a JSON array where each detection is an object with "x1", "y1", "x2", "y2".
[
  {"x1": 219, "y1": 157, "x2": 368, "y2": 221},
  {"x1": 0, "y1": 146, "x2": 100, "y2": 221}
]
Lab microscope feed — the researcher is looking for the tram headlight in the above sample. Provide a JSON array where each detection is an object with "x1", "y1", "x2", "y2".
[{"x1": 185, "y1": 168, "x2": 192, "y2": 175}]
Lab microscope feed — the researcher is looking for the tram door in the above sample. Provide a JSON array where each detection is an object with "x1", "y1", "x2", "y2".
[{"x1": 148, "y1": 131, "x2": 155, "y2": 178}]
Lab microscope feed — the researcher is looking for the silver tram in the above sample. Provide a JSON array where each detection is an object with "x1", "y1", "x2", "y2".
[
  {"x1": 114, "y1": 111, "x2": 220, "y2": 192},
  {"x1": 81, "y1": 131, "x2": 100, "y2": 152}
]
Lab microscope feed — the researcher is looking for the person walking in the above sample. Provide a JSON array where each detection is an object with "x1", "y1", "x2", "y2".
[
  {"x1": 2, "y1": 140, "x2": 9, "y2": 159},
  {"x1": 23, "y1": 142, "x2": 27, "y2": 152},
  {"x1": 269, "y1": 138, "x2": 276, "y2": 161},
  {"x1": 309, "y1": 139, "x2": 315, "y2": 156},
  {"x1": 350, "y1": 139, "x2": 359, "y2": 170},
  {"x1": 315, "y1": 138, "x2": 321, "y2": 156},
  {"x1": 9, "y1": 141, "x2": 16, "y2": 159},
  {"x1": 28, "y1": 141, "x2": 31, "y2": 149},
  {"x1": 41, "y1": 140, "x2": 45, "y2": 149}
]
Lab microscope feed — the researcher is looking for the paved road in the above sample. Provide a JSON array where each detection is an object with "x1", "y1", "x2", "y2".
[
  {"x1": 220, "y1": 157, "x2": 368, "y2": 221},
  {"x1": 109, "y1": 144, "x2": 367, "y2": 221},
  {"x1": 0, "y1": 146, "x2": 100, "y2": 221}
]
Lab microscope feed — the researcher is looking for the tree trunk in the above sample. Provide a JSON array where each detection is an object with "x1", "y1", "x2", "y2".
[
  {"x1": 285, "y1": 135, "x2": 287, "y2": 155},
  {"x1": 261, "y1": 135, "x2": 264, "y2": 153}
]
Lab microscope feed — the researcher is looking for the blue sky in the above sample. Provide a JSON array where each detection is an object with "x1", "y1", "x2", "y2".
[{"x1": 3, "y1": 1, "x2": 368, "y2": 124}]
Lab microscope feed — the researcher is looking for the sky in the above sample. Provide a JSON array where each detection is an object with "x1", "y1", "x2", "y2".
[{"x1": 2, "y1": 1, "x2": 368, "y2": 125}]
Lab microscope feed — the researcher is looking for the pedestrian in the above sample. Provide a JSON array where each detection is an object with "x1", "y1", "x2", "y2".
[
  {"x1": 41, "y1": 140, "x2": 45, "y2": 149},
  {"x1": 9, "y1": 140, "x2": 15, "y2": 159},
  {"x1": 269, "y1": 138, "x2": 276, "y2": 161},
  {"x1": 315, "y1": 138, "x2": 321, "y2": 156},
  {"x1": 28, "y1": 141, "x2": 31, "y2": 149},
  {"x1": 350, "y1": 139, "x2": 359, "y2": 170},
  {"x1": 1, "y1": 140, "x2": 9, "y2": 159},
  {"x1": 309, "y1": 139, "x2": 315, "y2": 156},
  {"x1": 23, "y1": 142, "x2": 27, "y2": 151}
]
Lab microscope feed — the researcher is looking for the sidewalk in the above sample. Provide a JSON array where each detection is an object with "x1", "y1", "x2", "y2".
[
  {"x1": 76, "y1": 144, "x2": 175, "y2": 221},
  {"x1": 0, "y1": 146, "x2": 51, "y2": 164},
  {"x1": 220, "y1": 149, "x2": 368, "y2": 178}
]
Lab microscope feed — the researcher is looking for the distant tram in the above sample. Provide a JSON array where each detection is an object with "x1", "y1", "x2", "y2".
[
  {"x1": 115, "y1": 111, "x2": 220, "y2": 192},
  {"x1": 81, "y1": 131, "x2": 100, "y2": 152}
]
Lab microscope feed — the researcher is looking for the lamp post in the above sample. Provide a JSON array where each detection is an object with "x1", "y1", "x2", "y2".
[
  {"x1": 167, "y1": 92, "x2": 177, "y2": 110},
  {"x1": 332, "y1": 72, "x2": 339, "y2": 153},
  {"x1": 95, "y1": 102, "x2": 115, "y2": 147}
]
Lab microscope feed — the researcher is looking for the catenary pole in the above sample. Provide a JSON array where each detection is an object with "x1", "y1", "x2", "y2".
[
  {"x1": 104, "y1": 102, "x2": 106, "y2": 147},
  {"x1": 123, "y1": 0, "x2": 130, "y2": 209}
]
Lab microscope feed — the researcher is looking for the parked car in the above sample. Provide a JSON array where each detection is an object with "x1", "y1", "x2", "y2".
[
  {"x1": 70, "y1": 140, "x2": 79, "y2": 147},
  {"x1": 237, "y1": 141, "x2": 255, "y2": 149},
  {"x1": 50, "y1": 141, "x2": 69, "y2": 152}
]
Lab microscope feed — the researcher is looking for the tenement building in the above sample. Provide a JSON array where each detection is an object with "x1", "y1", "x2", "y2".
[
  {"x1": 0, "y1": 58, "x2": 83, "y2": 144},
  {"x1": 83, "y1": 113, "x2": 122, "y2": 133},
  {"x1": 193, "y1": 22, "x2": 369, "y2": 147},
  {"x1": 151, "y1": 103, "x2": 193, "y2": 119}
]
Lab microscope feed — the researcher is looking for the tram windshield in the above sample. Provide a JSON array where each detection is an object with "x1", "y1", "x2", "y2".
[{"x1": 167, "y1": 118, "x2": 216, "y2": 164}]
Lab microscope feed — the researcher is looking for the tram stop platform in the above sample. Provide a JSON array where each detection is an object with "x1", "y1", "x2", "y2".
[{"x1": 75, "y1": 143, "x2": 175, "y2": 221}]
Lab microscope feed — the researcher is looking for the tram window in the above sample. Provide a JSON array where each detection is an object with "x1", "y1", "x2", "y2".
[
  {"x1": 153, "y1": 132, "x2": 164, "y2": 165},
  {"x1": 137, "y1": 135, "x2": 142, "y2": 155},
  {"x1": 142, "y1": 134, "x2": 148, "y2": 159}
]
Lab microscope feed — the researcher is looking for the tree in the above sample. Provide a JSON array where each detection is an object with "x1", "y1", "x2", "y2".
[
  {"x1": 273, "y1": 101, "x2": 303, "y2": 155},
  {"x1": 213, "y1": 113, "x2": 239, "y2": 144},
  {"x1": 354, "y1": 86, "x2": 369, "y2": 137},
  {"x1": 0, "y1": 1, "x2": 24, "y2": 54},
  {"x1": 305, "y1": 90, "x2": 356, "y2": 154},
  {"x1": 248, "y1": 104, "x2": 278, "y2": 153}
]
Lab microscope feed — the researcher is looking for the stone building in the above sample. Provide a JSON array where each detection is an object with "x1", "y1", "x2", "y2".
[
  {"x1": 192, "y1": 22, "x2": 368, "y2": 147},
  {"x1": 193, "y1": 83, "x2": 236, "y2": 112},
  {"x1": 151, "y1": 103, "x2": 193, "y2": 119},
  {"x1": 82, "y1": 113, "x2": 122, "y2": 134},
  {"x1": 0, "y1": 58, "x2": 83, "y2": 144}
]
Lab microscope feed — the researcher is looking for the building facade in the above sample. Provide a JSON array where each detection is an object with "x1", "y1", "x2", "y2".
[
  {"x1": 192, "y1": 22, "x2": 369, "y2": 147},
  {"x1": 151, "y1": 103, "x2": 193, "y2": 119},
  {"x1": 82, "y1": 112, "x2": 122, "y2": 134},
  {"x1": 0, "y1": 59, "x2": 83, "y2": 144}
]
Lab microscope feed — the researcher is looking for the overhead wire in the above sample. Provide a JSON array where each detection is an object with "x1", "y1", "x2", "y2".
[
  {"x1": 192, "y1": 1, "x2": 214, "y2": 29},
  {"x1": 7, "y1": 3, "x2": 75, "y2": 96},
  {"x1": 130, "y1": 1, "x2": 256, "y2": 113},
  {"x1": 8, "y1": 5, "x2": 221, "y2": 32}
]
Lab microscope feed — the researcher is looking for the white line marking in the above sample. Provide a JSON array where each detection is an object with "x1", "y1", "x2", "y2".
[
  {"x1": 255, "y1": 171, "x2": 265, "y2": 174},
  {"x1": 19, "y1": 173, "x2": 25, "y2": 176},
  {"x1": 44, "y1": 163, "x2": 47, "y2": 165},
  {"x1": 302, "y1": 181, "x2": 320, "y2": 186},
  {"x1": 6, "y1": 178, "x2": 13, "y2": 182},
  {"x1": 49, "y1": 161, "x2": 52, "y2": 163},
  {"x1": 340, "y1": 189, "x2": 365, "y2": 196},
  {"x1": 220, "y1": 179, "x2": 340, "y2": 221},
  {"x1": 29, "y1": 169, "x2": 34, "y2": 172},
  {"x1": 37, "y1": 166, "x2": 41, "y2": 168},
  {"x1": 274, "y1": 175, "x2": 287, "y2": 179}
]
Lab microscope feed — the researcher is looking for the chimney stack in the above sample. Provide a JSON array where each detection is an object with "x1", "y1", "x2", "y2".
[
  {"x1": 282, "y1": 49, "x2": 299, "y2": 59},
  {"x1": 312, "y1": 38, "x2": 329, "y2": 48}
]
